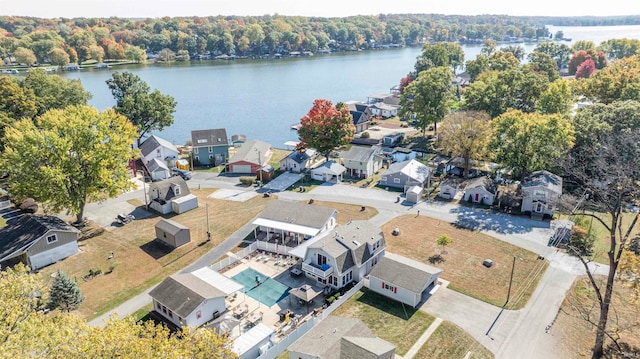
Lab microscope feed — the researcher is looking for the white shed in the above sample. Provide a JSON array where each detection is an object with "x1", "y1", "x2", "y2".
[
  {"x1": 171, "y1": 194, "x2": 199, "y2": 214},
  {"x1": 405, "y1": 185, "x2": 423, "y2": 203},
  {"x1": 439, "y1": 179, "x2": 459, "y2": 200},
  {"x1": 232, "y1": 323, "x2": 273, "y2": 359}
]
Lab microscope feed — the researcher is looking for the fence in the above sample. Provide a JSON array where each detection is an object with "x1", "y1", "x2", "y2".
[
  {"x1": 255, "y1": 317, "x2": 318, "y2": 359},
  {"x1": 256, "y1": 241, "x2": 295, "y2": 256},
  {"x1": 209, "y1": 242, "x2": 258, "y2": 272},
  {"x1": 321, "y1": 280, "x2": 364, "y2": 319}
]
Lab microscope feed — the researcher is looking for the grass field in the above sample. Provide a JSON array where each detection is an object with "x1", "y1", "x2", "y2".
[
  {"x1": 415, "y1": 320, "x2": 494, "y2": 359},
  {"x1": 382, "y1": 215, "x2": 548, "y2": 309},
  {"x1": 40, "y1": 189, "x2": 274, "y2": 319},
  {"x1": 306, "y1": 200, "x2": 378, "y2": 224},
  {"x1": 332, "y1": 289, "x2": 435, "y2": 356}
]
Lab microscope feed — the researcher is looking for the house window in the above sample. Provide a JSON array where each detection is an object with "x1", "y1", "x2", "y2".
[
  {"x1": 161, "y1": 305, "x2": 168, "y2": 314},
  {"x1": 209, "y1": 155, "x2": 214, "y2": 161},
  {"x1": 46, "y1": 234, "x2": 58, "y2": 244},
  {"x1": 174, "y1": 185, "x2": 181, "y2": 195},
  {"x1": 317, "y1": 254, "x2": 327, "y2": 266},
  {"x1": 156, "y1": 149, "x2": 161, "y2": 157},
  {"x1": 196, "y1": 310, "x2": 202, "y2": 319},
  {"x1": 194, "y1": 148, "x2": 199, "y2": 154},
  {"x1": 208, "y1": 146, "x2": 213, "y2": 153},
  {"x1": 168, "y1": 310, "x2": 173, "y2": 318},
  {"x1": 383, "y1": 283, "x2": 397, "y2": 293},
  {"x1": 393, "y1": 178, "x2": 401, "y2": 183},
  {"x1": 381, "y1": 176, "x2": 387, "y2": 182}
]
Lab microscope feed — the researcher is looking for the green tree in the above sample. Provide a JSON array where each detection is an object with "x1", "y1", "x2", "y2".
[
  {"x1": 124, "y1": 45, "x2": 147, "y2": 63},
  {"x1": 47, "y1": 270, "x2": 84, "y2": 312},
  {"x1": 13, "y1": 47, "x2": 36, "y2": 66},
  {"x1": 415, "y1": 42, "x2": 464, "y2": 74},
  {"x1": 583, "y1": 56, "x2": 640, "y2": 103},
  {"x1": 436, "y1": 234, "x2": 452, "y2": 253},
  {"x1": 572, "y1": 40, "x2": 595, "y2": 52},
  {"x1": 537, "y1": 78, "x2": 574, "y2": 115},
  {"x1": 598, "y1": 38, "x2": 640, "y2": 59},
  {"x1": 48, "y1": 47, "x2": 70, "y2": 68},
  {"x1": 525, "y1": 52, "x2": 559, "y2": 82},
  {"x1": 533, "y1": 42, "x2": 571, "y2": 69},
  {"x1": 106, "y1": 71, "x2": 177, "y2": 145},
  {"x1": 21, "y1": 69, "x2": 92, "y2": 116},
  {"x1": 1, "y1": 106, "x2": 138, "y2": 223},
  {"x1": 438, "y1": 111, "x2": 491, "y2": 178},
  {"x1": 488, "y1": 109, "x2": 574, "y2": 179},
  {"x1": 501, "y1": 45, "x2": 525, "y2": 61},
  {"x1": 159, "y1": 48, "x2": 176, "y2": 62},
  {"x1": 296, "y1": 99, "x2": 355, "y2": 159},
  {"x1": 400, "y1": 66, "x2": 455, "y2": 135},
  {"x1": 88, "y1": 44, "x2": 104, "y2": 62}
]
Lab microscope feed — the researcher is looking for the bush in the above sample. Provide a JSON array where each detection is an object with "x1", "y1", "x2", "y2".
[
  {"x1": 239, "y1": 176, "x2": 255, "y2": 186},
  {"x1": 361, "y1": 131, "x2": 370, "y2": 138}
]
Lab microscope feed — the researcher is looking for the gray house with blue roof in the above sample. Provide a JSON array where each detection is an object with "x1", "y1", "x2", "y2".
[{"x1": 279, "y1": 149, "x2": 319, "y2": 173}]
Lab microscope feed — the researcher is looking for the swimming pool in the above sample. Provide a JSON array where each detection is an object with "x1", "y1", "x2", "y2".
[{"x1": 231, "y1": 268, "x2": 290, "y2": 307}]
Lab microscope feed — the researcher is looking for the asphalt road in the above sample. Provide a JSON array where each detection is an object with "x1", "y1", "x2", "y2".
[{"x1": 85, "y1": 172, "x2": 601, "y2": 359}]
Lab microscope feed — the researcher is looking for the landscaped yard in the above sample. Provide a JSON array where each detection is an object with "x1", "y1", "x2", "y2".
[
  {"x1": 415, "y1": 320, "x2": 494, "y2": 359},
  {"x1": 382, "y1": 215, "x2": 548, "y2": 309},
  {"x1": 552, "y1": 276, "x2": 640, "y2": 358},
  {"x1": 332, "y1": 289, "x2": 435, "y2": 356},
  {"x1": 40, "y1": 189, "x2": 274, "y2": 320}
]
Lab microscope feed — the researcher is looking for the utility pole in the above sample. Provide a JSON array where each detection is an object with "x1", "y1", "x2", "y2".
[
  {"x1": 505, "y1": 256, "x2": 516, "y2": 305},
  {"x1": 206, "y1": 203, "x2": 211, "y2": 242},
  {"x1": 256, "y1": 148, "x2": 263, "y2": 184}
]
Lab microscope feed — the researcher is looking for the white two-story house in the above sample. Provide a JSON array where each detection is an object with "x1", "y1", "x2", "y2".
[
  {"x1": 299, "y1": 220, "x2": 385, "y2": 289},
  {"x1": 340, "y1": 146, "x2": 383, "y2": 179},
  {"x1": 520, "y1": 170, "x2": 563, "y2": 218}
]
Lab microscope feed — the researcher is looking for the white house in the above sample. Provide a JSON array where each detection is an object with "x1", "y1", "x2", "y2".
[
  {"x1": 146, "y1": 158, "x2": 171, "y2": 181},
  {"x1": 149, "y1": 267, "x2": 243, "y2": 328},
  {"x1": 296, "y1": 220, "x2": 385, "y2": 289},
  {"x1": 379, "y1": 159, "x2": 431, "y2": 192},
  {"x1": 289, "y1": 316, "x2": 395, "y2": 359},
  {"x1": 369, "y1": 102, "x2": 399, "y2": 118},
  {"x1": 279, "y1": 149, "x2": 318, "y2": 173},
  {"x1": 139, "y1": 135, "x2": 179, "y2": 169},
  {"x1": 439, "y1": 178, "x2": 459, "y2": 199},
  {"x1": 340, "y1": 146, "x2": 383, "y2": 179},
  {"x1": 148, "y1": 177, "x2": 198, "y2": 215},
  {"x1": 520, "y1": 170, "x2": 563, "y2": 218},
  {"x1": 310, "y1": 161, "x2": 346, "y2": 182},
  {"x1": 405, "y1": 185, "x2": 423, "y2": 203},
  {"x1": 0, "y1": 215, "x2": 80, "y2": 270},
  {"x1": 368, "y1": 252, "x2": 442, "y2": 308},
  {"x1": 463, "y1": 177, "x2": 497, "y2": 205}
]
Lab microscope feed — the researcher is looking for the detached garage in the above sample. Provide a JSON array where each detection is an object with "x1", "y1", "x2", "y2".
[
  {"x1": 171, "y1": 194, "x2": 199, "y2": 214},
  {"x1": 368, "y1": 252, "x2": 442, "y2": 308},
  {"x1": 155, "y1": 219, "x2": 191, "y2": 248}
]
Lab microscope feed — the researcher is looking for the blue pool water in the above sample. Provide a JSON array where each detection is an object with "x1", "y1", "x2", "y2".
[{"x1": 231, "y1": 268, "x2": 290, "y2": 307}]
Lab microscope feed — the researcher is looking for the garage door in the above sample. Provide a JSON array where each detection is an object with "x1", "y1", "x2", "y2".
[{"x1": 232, "y1": 164, "x2": 252, "y2": 173}]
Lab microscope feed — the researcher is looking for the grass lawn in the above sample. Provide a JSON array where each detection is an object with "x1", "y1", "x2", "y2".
[
  {"x1": 0, "y1": 217, "x2": 5, "y2": 228},
  {"x1": 130, "y1": 303, "x2": 154, "y2": 322},
  {"x1": 415, "y1": 320, "x2": 494, "y2": 359},
  {"x1": 553, "y1": 276, "x2": 640, "y2": 358},
  {"x1": 40, "y1": 189, "x2": 274, "y2": 320},
  {"x1": 382, "y1": 215, "x2": 548, "y2": 309},
  {"x1": 305, "y1": 200, "x2": 378, "y2": 224},
  {"x1": 275, "y1": 351, "x2": 288, "y2": 359},
  {"x1": 332, "y1": 289, "x2": 435, "y2": 356}
]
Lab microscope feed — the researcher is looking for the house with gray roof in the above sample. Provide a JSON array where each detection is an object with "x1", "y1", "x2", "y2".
[
  {"x1": 0, "y1": 215, "x2": 80, "y2": 270},
  {"x1": 146, "y1": 158, "x2": 171, "y2": 181},
  {"x1": 370, "y1": 102, "x2": 399, "y2": 118},
  {"x1": 311, "y1": 161, "x2": 346, "y2": 182},
  {"x1": 155, "y1": 219, "x2": 190, "y2": 248},
  {"x1": 191, "y1": 128, "x2": 229, "y2": 166},
  {"x1": 463, "y1": 177, "x2": 497, "y2": 205},
  {"x1": 139, "y1": 135, "x2": 179, "y2": 179},
  {"x1": 279, "y1": 149, "x2": 319, "y2": 173},
  {"x1": 252, "y1": 200, "x2": 337, "y2": 250},
  {"x1": 349, "y1": 110, "x2": 371, "y2": 133},
  {"x1": 227, "y1": 139, "x2": 272, "y2": 174},
  {"x1": 379, "y1": 159, "x2": 431, "y2": 192},
  {"x1": 340, "y1": 146, "x2": 383, "y2": 179},
  {"x1": 288, "y1": 316, "x2": 395, "y2": 359},
  {"x1": 147, "y1": 176, "x2": 198, "y2": 214},
  {"x1": 149, "y1": 266, "x2": 243, "y2": 328},
  {"x1": 299, "y1": 220, "x2": 385, "y2": 289},
  {"x1": 520, "y1": 170, "x2": 563, "y2": 218},
  {"x1": 368, "y1": 252, "x2": 442, "y2": 308}
]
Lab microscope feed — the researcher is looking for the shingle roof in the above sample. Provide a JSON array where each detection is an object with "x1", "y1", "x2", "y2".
[
  {"x1": 522, "y1": 170, "x2": 563, "y2": 194},
  {"x1": 310, "y1": 221, "x2": 384, "y2": 272},
  {"x1": 289, "y1": 316, "x2": 394, "y2": 359},
  {"x1": 228, "y1": 139, "x2": 271, "y2": 165},
  {"x1": 341, "y1": 146, "x2": 377, "y2": 163},
  {"x1": 0, "y1": 215, "x2": 78, "y2": 262},
  {"x1": 465, "y1": 177, "x2": 497, "y2": 194},
  {"x1": 369, "y1": 252, "x2": 442, "y2": 293},
  {"x1": 148, "y1": 176, "x2": 190, "y2": 201},
  {"x1": 284, "y1": 150, "x2": 311, "y2": 164},
  {"x1": 155, "y1": 219, "x2": 188, "y2": 235},
  {"x1": 312, "y1": 161, "x2": 346, "y2": 175},
  {"x1": 341, "y1": 336, "x2": 396, "y2": 358},
  {"x1": 139, "y1": 135, "x2": 178, "y2": 158},
  {"x1": 149, "y1": 273, "x2": 226, "y2": 318},
  {"x1": 383, "y1": 159, "x2": 430, "y2": 183},
  {"x1": 349, "y1": 111, "x2": 369, "y2": 126},
  {"x1": 147, "y1": 158, "x2": 169, "y2": 173},
  {"x1": 258, "y1": 200, "x2": 336, "y2": 230},
  {"x1": 191, "y1": 129, "x2": 228, "y2": 147}
]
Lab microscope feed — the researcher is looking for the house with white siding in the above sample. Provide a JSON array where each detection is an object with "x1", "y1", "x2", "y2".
[{"x1": 520, "y1": 170, "x2": 563, "y2": 218}]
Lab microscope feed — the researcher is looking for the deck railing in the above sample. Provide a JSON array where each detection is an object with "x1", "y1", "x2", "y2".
[{"x1": 302, "y1": 262, "x2": 332, "y2": 279}]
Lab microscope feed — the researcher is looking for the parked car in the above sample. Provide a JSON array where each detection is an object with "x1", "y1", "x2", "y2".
[{"x1": 171, "y1": 168, "x2": 192, "y2": 180}]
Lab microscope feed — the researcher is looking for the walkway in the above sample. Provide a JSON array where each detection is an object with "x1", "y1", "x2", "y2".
[{"x1": 402, "y1": 317, "x2": 443, "y2": 359}]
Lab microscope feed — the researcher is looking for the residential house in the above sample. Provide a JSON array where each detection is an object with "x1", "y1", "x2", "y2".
[
  {"x1": 520, "y1": 170, "x2": 563, "y2": 218},
  {"x1": 139, "y1": 135, "x2": 179, "y2": 170},
  {"x1": 289, "y1": 316, "x2": 395, "y2": 359},
  {"x1": 191, "y1": 129, "x2": 229, "y2": 166},
  {"x1": 231, "y1": 134, "x2": 246, "y2": 147},
  {"x1": 379, "y1": 159, "x2": 431, "y2": 192},
  {"x1": 368, "y1": 252, "x2": 442, "y2": 308},
  {"x1": 350, "y1": 110, "x2": 371, "y2": 133},
  {"x1": 389, "y1": 147, "x2": 417, "y2": 163},
  {"x1": 298, "y1": 220, "x2": 385, "y2": 289},
  {"x1": 0, "y1": 215, "x2": 80, "y2": 270},
  {"x1": 382, "y1": 132, "x2": 404, "y2": 147},
  {"x1": 439, "y1": 179, "x2": 459, "y2": 200},
  {"x1": 340, "y1": 146, "x2": 383, "y2": 179},
  {"x1": 370, "y1": 102, "x2": 398, "y2": 118},
  {"x1": 227, "y1": 139, "x2": 272, "y2": 174},
  {"x1": 463, "y1": 177, "x2": 497, "y2": 205},
  {"x1": 279, "y1": 149, "x2": 318, "y2": 173},
  {"x1": 149, "y1": 267, "x2": 243, "y2": 328},
  {"x1": 310, "y1": 161, "x2": 346, "y2": 182},
  {"x1": 145, "y1": 158, "x2": 171, "y2": 181},
  {"x1": 155, "y1": 219, "x2": 191, "y2": 248},
  {"x1": 252, "y1": 200, "x2": 337, "y2": 248},
  {"x1": 148, "y1": 177, "x2": 198, "y2": 215},
  {"x1": 367, "y1": 93, "x2": 400, "y2": 107}
]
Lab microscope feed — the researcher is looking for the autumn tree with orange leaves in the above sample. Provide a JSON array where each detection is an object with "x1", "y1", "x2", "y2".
[{"x1": 296, "y1": 99, "x2": 355, "y2": 159}]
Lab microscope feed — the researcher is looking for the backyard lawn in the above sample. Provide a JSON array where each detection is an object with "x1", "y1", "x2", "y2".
[
  {"x1": 305, "y1": 200, "x2": 378, "y2": 224},
  {"x1": 331, "y1": 289, "x2": 435, "y2": 356},
  {"x1": 382, "y1": 215, "x2": 548, "y2": 309},
  {"x1": 40, "y1": 189, "x2": 274, "y2": 320},
  {"x1": 415, "y1": 320, "x2": 494, "y2": 359}
]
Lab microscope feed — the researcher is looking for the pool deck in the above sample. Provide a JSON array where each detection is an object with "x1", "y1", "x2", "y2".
[{"x1": 219, "y1": 252, "x2": 325, "y2": 340}]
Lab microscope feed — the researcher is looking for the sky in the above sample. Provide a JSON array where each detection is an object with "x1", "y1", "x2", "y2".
[{"x1": 1, "y1": 0, "x2": 639, "y2": 19}]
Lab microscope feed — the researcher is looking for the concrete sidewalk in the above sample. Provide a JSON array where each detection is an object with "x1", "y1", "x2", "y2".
[{"x1": 403, "y1": 317, "x2": 443, "y2": 359}]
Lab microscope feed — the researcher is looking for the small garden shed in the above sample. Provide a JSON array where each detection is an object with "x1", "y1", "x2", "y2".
[
  {"x1": 155, "y1": 219, "x2": 191, "y2": 248},
  {"x1": 406, "y1": 185, "x2": 423, "y2": 203}
]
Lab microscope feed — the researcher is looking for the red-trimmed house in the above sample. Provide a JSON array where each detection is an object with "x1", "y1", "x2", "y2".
[{"x1": 227, "y1": 140, "x2": 272, "y2": 174}]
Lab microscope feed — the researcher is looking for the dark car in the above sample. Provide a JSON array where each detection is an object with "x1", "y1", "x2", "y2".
[{"x1": 171, "y1": 168, "x2": 192, "y2": 180}]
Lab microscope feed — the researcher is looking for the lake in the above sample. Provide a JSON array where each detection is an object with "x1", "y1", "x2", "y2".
[{"x1": 59, "y1": 25, "x2": 640, "y2": 148}]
